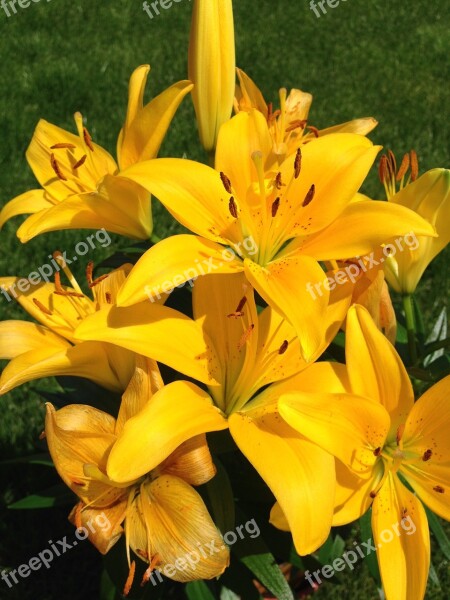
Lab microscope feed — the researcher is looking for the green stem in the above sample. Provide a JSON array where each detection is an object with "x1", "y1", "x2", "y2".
[{"x1": 403, "y1": 294, "x2": 418, "y2": 365}]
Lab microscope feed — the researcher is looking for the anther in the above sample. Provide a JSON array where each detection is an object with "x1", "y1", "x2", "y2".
[
  {"x1": 123, "y1": 561, "x2": 136, "y2": 597},
  {"x1": 33, "y1": 298, "x2": 53, "y2": 315},
  {"x1": 73, "y1": 154, "x2": 87, "y2": 170},
  {"x1": 307, "y1": 125, "x2": 319, "y2": 138},
  {"x1": 422, "y1": 449, "x2": 432, "y2": 461},
  {"x1": 410, "y1": 150, "x2": 419, "y2": 181},
  {"x1": 378, "y1": 155, "x2": 388, "y2": 184},
  {"x1": 294, "y1": 148, "x2": 302, "y2": 179},
  {"x1": 285, "y1": 119, "x2": 307, "y2": 133},
  {"x1": 388, "y1": 150, "x2": 397, "y2": 174},
  {"x1": 229, "y1": 196, "x2": 238, "y2": 219},
  {"x1": 50, "y1": 143, "x2": 76, "y2": 149},
  {"x1": 278, "y1": 340, "x2": 288, "y2": 355},
  {"x1": 272, "y1": 197, "x2": 280, "y2": 217},
  {"x1": 396, "y1": 153, "x2": 410, "y2": 181},
  {"x1": 54, "y1": 272, "x2": 84, "y2": 297},
  {"x1": 83, "y1": 127, "x2": 95, "y2": 152},
  {"x1": 50, "y1": 153, "x2": 67, "y2": 181},
  {"x1": 105, "y1": 292, "x2": 112, "y2": 304},
  {"x1": 274, "y1": 172, "x2": 283, "y2": 189},
  {"x1": 220, "y1": 172, "x2": 233, "y2": 194},
  {"x1": 373, "y1": 447, "x2": 382, "y2": 457},
  {"x1": 227, "y1": 296, "x2": 247, "y2": 319},
  {"x1": 302, "y1": 184, "x2": 315, "y2": 207},
  {"x1": 238, "y1": 323, "x2": 254, "y2": 350}
]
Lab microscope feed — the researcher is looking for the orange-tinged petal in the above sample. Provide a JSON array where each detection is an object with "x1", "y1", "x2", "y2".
[
  {"x1": 372, "y1": 474, "x2": 430, "y2": 600},
  {"x1": 137, "y1": 475, "x2": 229, "y2": 581},
  {"x1": 229, "y1": 408, "x2": 335, "y2": 555},
  {"x1": 107, "y1": 381, "x2": 227, "y2": 483},
  {"x1": 243, "y1": 255, "x2": 328, "y2": 361},
  {"x1": 158, "y1": 435, "x2": 216, "y2": 487},
  {"x1": 279, "y1": 392, "x2": 390, "y2": 476},
  {"x1": 346, "y1": 305, "x2": 414, "y2": 438},
  {"x1": 68, "y1": 501, "x2": 126, "y2": 555},
  {"x1": 0, "y1": 189, "x2": 52, "y2": 230},
  {"x1": 116, "y1": 234, "x2": 243, "y2": 307},
  {"x1": 74, "y1": 303, "x2": 219, "y2": 386}
]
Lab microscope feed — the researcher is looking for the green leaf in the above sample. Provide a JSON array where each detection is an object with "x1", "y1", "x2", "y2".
[
  {"x1": 100, "y1": 568, "x2": 117, "y2": 600},
  {"x1": 8, "y1": 483, "x2": 75, "y2": 509},
  {"x1": 240, "y1": 554, "x2": 294, "y2": 600},
  {"x1": 219, "y1": 555, "x2": 262, "y2": 600},
  {"x1": 359, "y1": 510, "x2": 381, "y2": 586},
  {"x1": 205, "y1": 456, "x2": 235, "y2": 534},
  {"x1": 424, "y1": 308, "x2": 448, "y2": 365},
  {"x1": 0, "y1": 453, "x2": 53, "y2": 467},
  {"x1": 425, "y1": 506, "x2": 450, "y2": 561},
  {"x1": 185, "y1": 581, "x2": 218, "y2": 600},
  {"x1": 428, "y1": 561, "x2": 441, "y2": 589},
  {"x1": 220, "y1": 587, "x2": 240, "y2": 600}
]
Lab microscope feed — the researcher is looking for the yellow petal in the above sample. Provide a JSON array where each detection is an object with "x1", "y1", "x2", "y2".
[
  {"x1": 0, "y1": 341, "x2": 130, "y2": 395},
  {"x1": 68, "y1": 501, "x2": 126, "y2": 555},
  {"x1": 235, "y1": 68, "x2": 268, "y2": 115},
  {"x1": 45, "y1": 403, "x2": 124, "y2": 507},
  {"x1": 17, "y1": 174, "x2": 151, "y2": 242},
  {"x1": 333, "y1": 460, "x2": 383, "y2": 526},
  {"x1": 0, "y1": 189, "x2": 52, "y2": 230},
  {"x1": 401, "y1": 375, "x2": 450, "y2": 520},
  {"x1": 318, "y1": 117, "x2": 378, "y2": 137},
  {"x1": 372, "y1": 473, "x2": 430, "y2": 600},
  {"x1": 0, "y1": 320, "x2": 69, "y2": 358},
  {"x1": 116, "y1": 234, "x2": 243, "y2": 307},
  {"x1": 279, "y1": 391, "x2": 390, "y2": 476},
  {"x1": 158, "y1": 435, "x2": 217, "y2": 486},
  {"x1": 289, "y1": 199, "x2": 436, "y2": 260},
  {"x1": 243, "y1": 255, "x2": 329, "y2": 360},
  {"x1": 269, "y1": 502, "x2": 290, "y2": 532},
  {"x1": 229, "y1": 408, "x2": 335, "y2": 555},
  {"x1": 107, "y1": 381, "x2": 227, "y2": 482},
  {"x1": 346, "y1": 305, "x2": 414, "y2": 439},
  {"x1": 135, "y1": 475, "x2": 229, "y2": 581},
  {"x1": 122, "y1": 159, "x2": 237, "y2": 244},
  {"x1": 118, "y1": 69, "x2": 193, "y2": 169},
  {"x1": 74, "y1": 303, "x2": 219, "y2": 386}
]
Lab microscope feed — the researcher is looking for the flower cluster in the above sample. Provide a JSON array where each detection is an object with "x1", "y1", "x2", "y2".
[{"x1": 0, "y1": 1, "x2": 449, "y2": 599}]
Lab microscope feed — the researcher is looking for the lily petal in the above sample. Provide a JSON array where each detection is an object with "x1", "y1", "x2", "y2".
[
  {"x1": 0, "y1": 189, "x2": 52, "y2": 230},
  {"x1": 158, "y1": 435, "x2": 217, "y2": 486},
  {"x1": 68, "y1": 501, "x2": 126, "y2": 555},
  {"x1": 0, "y1": 320, "x2": 69, "y2": 358},
  {"x1": 229, "y1": 408, "x2": 335, "y2": 555},
  {"x1": 372, "y1": 473, "x2": 430, "y2": 600},
  {"x1": 107, "y1": 381, "x2": 227, "y2": 482}
]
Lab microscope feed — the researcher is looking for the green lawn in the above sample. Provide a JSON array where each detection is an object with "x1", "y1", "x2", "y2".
[{"x1": 0, "y1": 0, "x2": 449, "y2": 598}]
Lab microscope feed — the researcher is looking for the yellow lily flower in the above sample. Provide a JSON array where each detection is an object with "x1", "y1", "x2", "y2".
[
  {"x1": 235, "y1": 68, "x2": 378, "y2": 164},
  {"x1": 117, "y1": 109, "x2": 435, "y2": 359},
  {"x1": 0, "y1": 66, "x2": 192, "y2": 242},
  {"x1": 79, "y1": 272, "x2": 353, "y2": 555},
  {"x1": 189, "y1": 0, "x2": 235, "y2": 153},
  {"x1": 277, "y1": 305, "x2": 450, "y2": 600},
  {"x1": 45, "y1": 358, "x2": 229, "y2": 593},
  {"x1": 0, "y1": 259, "x2": 136, "y2": 394},
  {"x1": 379, "y1": 151, "x2": 450, "y2": 293}
]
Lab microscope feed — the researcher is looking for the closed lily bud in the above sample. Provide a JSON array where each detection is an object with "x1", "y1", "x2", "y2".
[{"x1": 188, "y1": 0, "x2": 235, "y2": 154}]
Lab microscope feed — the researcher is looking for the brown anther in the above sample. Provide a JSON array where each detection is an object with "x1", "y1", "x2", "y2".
[
  {"x1": 83, "y1": 127, "x2": 95, "y2": 151},
  {"x1": 378, "y1": 155, "x2": 388, "y2": 184},
  {"x1": 410, "y1": 150, "x2": 419, "y2": 181},
  {"x1": 229, "y1": 196, "x2": 238, "y2": 219},
  {"x1": 396, "y1": 153, "x2": 410, "y2": 181},
  {"x1": 267, "y1": 102, "x2": 273, "y2": 122},
  {"x1": 89, "y1": 274, "x2": 109, "y2": 289},
  {"x1": 38, "y1": 430, "x2": 46, "y2": 440},
  {"x1": 227, "y1": 311, "x2": 244, "y2": 319},
  {"x1": 396, "y1": 423, "x2": 405, "y2": 445},
  {"x1": 302, "y1": 184, "x2": 315, "y2": 207},
  {"x1": 373, "y1": 447, "x2": 382, "y2": 457},
  {"x1": 137, "y1": 549, "x2": 149, "y2": 560},
  {"x1": 274, "y1": 172, "x2": 284, "y2": 189},
  {"x1": 271, "y1": 197, "x2": 280, "y2": 217},
  {"x1": 54, "y1": 272, "x2": 84, "y2": 297},
  {"x1": 278, "y1": 340, "x2": 289, "y2": 355},
  {"x1": 50, "y1": 153, "x2": 67, "y2": 181},
  {"x1": 74, "y1": 502, "x2": 83, "y2": 530},
  {"x1": 238, "y1": 323, "x2": 254, "y2": 350},
  {"x1": 123, "y1": 561, "x2": 136, "y2": 597},
  {"x1": 294, "y1": 148, "x2": 302, "y2": 179},
  {"x1": 73, "y1": 154, "x2": 87, "y2": 170},
  {"x1": 33, "y1": 298, "x2": 53, "y2": 316},
  {"x1": 285, "y1": 119, "x2": 307, "y2": 133},
  {"x1": 236, "y1": 296, "x2": 247, "y2": 313},
  {"x1": 433, "y1": 485, "x2": 445, "y2": 494},
  {"x1": 50, "y1": 143, "x2": 76, "y2": 149},
  {"x1": 86, "y1": 261, "x2": 94, "y2": 285},
  {"x1": 422, "y1": 449, "x2": 433, "y2": 461},
  {"x1": 105, "y1": 292, "x2": 112, "y2": 304},
  {"x1": 307, "y1": 125, "x2": 319, "y2": 138},
  {"x1": 388, "y1": 150, "x2": 397, "y2": 174},
  {"x1": 72, "y1": 480, "x2": 86, "y2": 487},
  {"x1": 220, "y1": 172, "x2": 233, "y2": 194}
]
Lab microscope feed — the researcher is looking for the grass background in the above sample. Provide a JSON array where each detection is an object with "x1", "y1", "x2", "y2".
[{"x1": 0, "y1": 0, "x2": 449, "y2": 598}]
